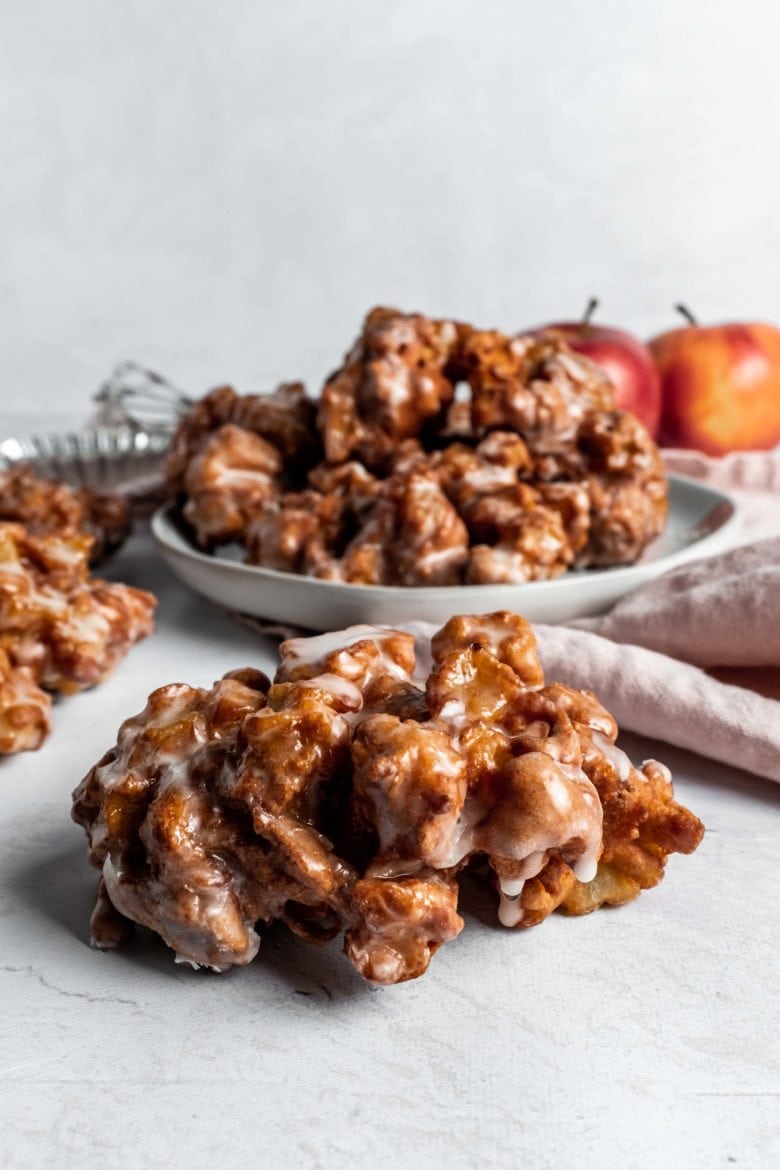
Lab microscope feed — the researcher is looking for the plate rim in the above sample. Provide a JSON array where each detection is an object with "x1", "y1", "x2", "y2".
[{"x1": 151, "y1": 473, "x2": 741, "y2": 600}]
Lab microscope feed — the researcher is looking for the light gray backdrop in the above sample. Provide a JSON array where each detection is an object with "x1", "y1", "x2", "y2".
[{"x1": 2, "y1": 0, "x2": 779, "y2": 422}]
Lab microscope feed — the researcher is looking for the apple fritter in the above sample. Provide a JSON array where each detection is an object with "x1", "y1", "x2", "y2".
[
  {"x1": 0, "y1": 522, "x2": 156, "y2": 754},
  {"x1": 73, "y1": 612, "x2": 702, "y2": 985}
]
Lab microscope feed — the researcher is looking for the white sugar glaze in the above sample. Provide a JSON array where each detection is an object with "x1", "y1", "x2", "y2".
[
  {"x1": 474, "y1": 545, "x2": 533, "y2": 581},
  {"x1": 459, "y1": 463, "x2": 518, "y2": 493},
  {"x1": 643, "y1": 759, "x2": 671, "y2": 784},
  {"x1": 426, "y1": 797, "x2": 487, "y2": 870},
  {"x1": 279, "y1": 625, "x2": 414, "y2": 692},
  {"x1": 212, "y1": 465, "x2": 275, "y2": 488},
  {"x1": 275, "y1": 621, "x2": 607, "y2": 937},
  {"x1": 497, "y1": 852, "x2": 549, "y2": 927},
  {"x1": 63, "y1": 607, "x2": 110, "y2": 645},
  {"x1": 591, "y1": 730, "x2": 632, "y2": 781},
  {"x1": 381, "y1": 356, "x2": 412, "y2": 408},
  {"x1": 280, "y1": 625, "x2": 395, "y2": 668},
  {"x1": 297, "y1": 673, "x2": 364, "y2": 710},
  {"x1": 47, "y1": 540, "x2": 87, "y2": 567},
  {"x1": 415, "y1": 544, "x2": 467, "y2": 571}
]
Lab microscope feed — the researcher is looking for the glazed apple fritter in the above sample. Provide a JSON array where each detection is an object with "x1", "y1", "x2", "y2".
[
  {"x1": 0, "y1": 522, "x2": 156, "y2": 754},
  {"x1": 73, "y1": 612, "x2": 702, "y2": 985}
]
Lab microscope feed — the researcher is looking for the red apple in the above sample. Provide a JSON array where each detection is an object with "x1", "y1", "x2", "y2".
[
  {"x1": 650, "y1": 306, "x2": 780, "y2": 455},
  {"x1": 531, "y1": 299, "x2": 662, "y2": 436}
]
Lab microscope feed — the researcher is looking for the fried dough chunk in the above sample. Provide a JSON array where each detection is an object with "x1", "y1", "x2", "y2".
[
  {"x1": 181, "y1": 423, "x2": 283, "y2": 546},
  {"x1": 277, "y1": 623, "x2": 418, "y2": 711},
  {"x1": 0, "y1": 522, "x2": 155, "y2": 752},
  {"x1": 0, "y1": 524, "x2": 155, "y2": 694},
  {"x1": 463, "y1": 331, "x2": 615, "y2": 451},
  {"x1": 166, "y1": 382, "x2": 323, "y2": 547},
  {"x1": 245, "y1": 464, "x2": 380, "y2": 578},
  {"x1": 461, "y1": 483, "x2": 574, "y2": 584},
  {"x1": 251, "y1": 470, "x2": 471, "y2": 586},
  {"x1": 345, "y1": 872, "x2": 463, "y2": 984},
  {"x1": 245, "y1": 490, "x2": 334, "y2": 575},
  {"x1": 167, "y1": 382, "x2": 320, "y2": 492},
  {"x1": 431, "y1": 431, "x2": 533, "y2": 507},
  {"x1": 0, "y1": 466, "x2": 130, "y2": 564},
  {"x1": 0, "y1": 647, "x2": 51, "y2": 754},
  {"x1": 73, "y1": 611, "x2": 702, "y2": 985},
  {"x1": 339, "y1": 470, "x2": 470, "y2": 586},
  {"x1": 576, "y1": 410, "x2": 669, "y2": 565},
  {"x1": 430, "y1": 610, "x2": 544, "y2": 685},
  {"x1": 318, "y1": 307, "x2": 464, "y2": 469}
]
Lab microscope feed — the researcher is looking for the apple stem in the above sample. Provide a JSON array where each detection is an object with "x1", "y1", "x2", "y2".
[
  {"x1": 582, "y1": 298, "x2": 599, "y2": 330},
  {"x1": 675, "y1": 304, "x2": 698, "y2": 327}
]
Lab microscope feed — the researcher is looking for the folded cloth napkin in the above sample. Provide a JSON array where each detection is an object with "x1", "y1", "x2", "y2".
[
  {"x1": 664, "y1": 447, "x2": 780, "y2": 543},
  {"x1": 534, "y1": 625, "x2": 780, "y2": 781},
  {"x1": 531, "y1": 541, "x2": 780, "y2": 783},
  {"x1": 574, "y1": 537, "x2": 780, "y2": 668}
]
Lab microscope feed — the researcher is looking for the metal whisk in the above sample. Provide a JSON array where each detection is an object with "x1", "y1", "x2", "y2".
[{"x1": 92, "y1": 362, "x2": 193, "y2": 432}]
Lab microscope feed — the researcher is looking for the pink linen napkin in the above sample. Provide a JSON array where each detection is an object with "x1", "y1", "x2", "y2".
[
  {"x1": 531, "y1": 448, "x2": 780, "y2": 782},
  {"x1": 534, "y1": 596, "x2": 780, "y2": 784},
  {"x1": 664, "y1": 448, "x2": 780, "y2": 543},
  {"x1": 574, "y1": 537, "x2": 780, "y2": 669}
]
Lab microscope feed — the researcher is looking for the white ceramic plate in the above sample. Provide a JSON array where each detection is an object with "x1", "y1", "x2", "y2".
[{"x1": 151, "y1": 475, "x2": 739, "y2": 630}]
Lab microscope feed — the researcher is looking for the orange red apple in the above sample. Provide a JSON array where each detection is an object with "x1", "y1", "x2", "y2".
[
  {"x1": 531, "y1": 300, "x2": 662, "y2": 436},
  {"x1": 650, "y1": 307, "x2": 780, "y2": 455}
]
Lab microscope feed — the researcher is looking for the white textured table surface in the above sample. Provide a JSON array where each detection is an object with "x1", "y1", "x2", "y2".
[{"x1": 1, "y1": 533, "x2": 778, "y2": 1170}]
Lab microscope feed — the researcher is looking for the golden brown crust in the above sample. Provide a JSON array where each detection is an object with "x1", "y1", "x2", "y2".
[
  {"x1": 431, "y1": 611, "x2": 545, "y2": 686},
  {"x1": 73, "y1": 611, "x2": 703, "y2": 985},
  {"x1": 462, "y1": 484, "x2": 574, "y2": 584},
  {"x1": 0, "y1": 466, "x2": 130, "y2": 564},
  {"x1": 340, "y1": 471, "x2": 470, "y2": 586},
  {"x1": 318, "y1": 307, "x2": 465, "y2": 468},
  {"x1": 463, "y1": 330, "x2": 615, "y2": 447},
  {"x1": 181, "y1": 423, "x2": 283, "y2": 546},
  {"x1": 0, "y1": 521, "x2": 155, "y2": 753},
  {"x1": 576, "y1": 410, "x2": 669, "y2": 565},
  {"x1": 345, "y1": 872, "x2": 464, "y2": 984},
  {"x1": 166, "y1": 382, "x2": 320, "y2": 493},
  {"x1": 0, "y1": 646, "x2": 51, "y2": 755}
]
